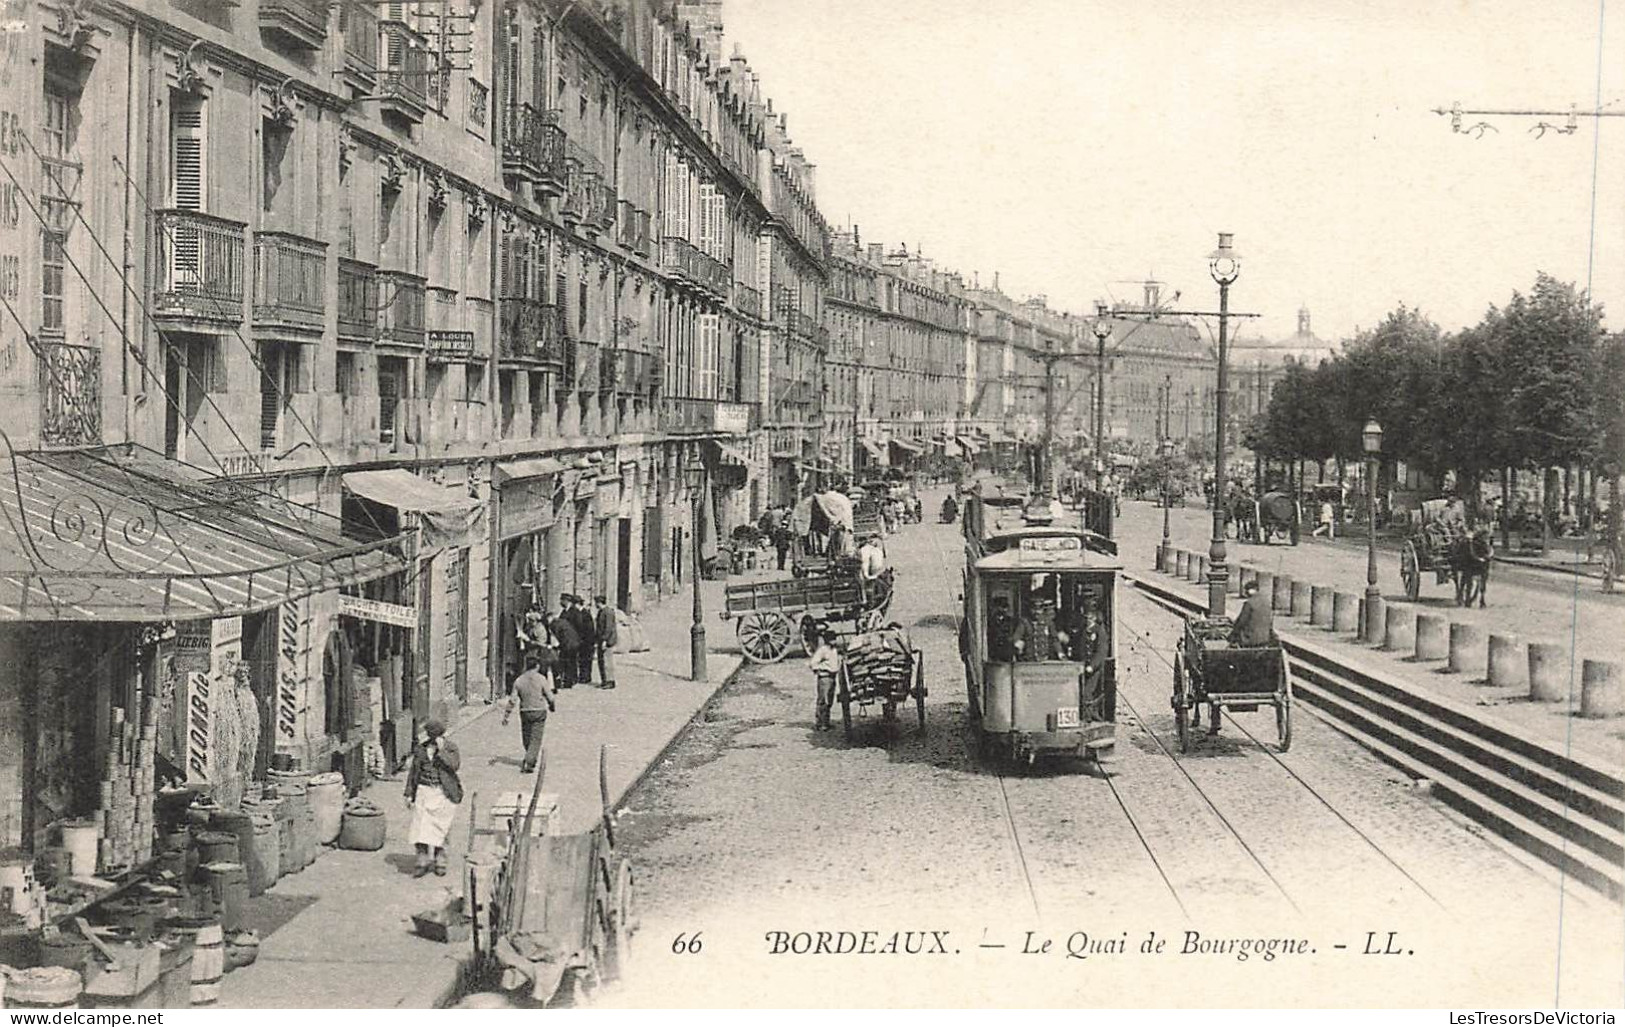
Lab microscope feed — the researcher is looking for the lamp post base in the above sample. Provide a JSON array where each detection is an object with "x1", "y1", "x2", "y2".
[{"x1": 690, "y1": 623, "x2": 708, "y2": 682}]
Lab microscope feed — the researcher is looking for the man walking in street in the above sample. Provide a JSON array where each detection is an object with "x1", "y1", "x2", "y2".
[
  {"x1": 593, "y1": 595, "x2": 618, "y2": 689},
  {"x1": 566, "y1": 594, "x2": 597, "y2": 686},
  {"x1": 502, "y1": 654, "x2": 556, "y2": 775},
  {"x1": 549, "y1": 603, "x2": 580, "y2": 689}
]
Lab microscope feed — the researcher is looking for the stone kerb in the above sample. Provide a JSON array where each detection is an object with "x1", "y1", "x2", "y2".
[{"x1": 1446, "y1": 622, "x2": 1486, "y2": 677}]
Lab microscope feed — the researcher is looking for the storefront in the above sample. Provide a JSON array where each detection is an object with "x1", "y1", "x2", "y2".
[
  {"x1": 490, "y1": 457, "x2": 565, "y2": 693},
  {"x1": 0, "y1": 445, "x2": 406, "y2": 861}
]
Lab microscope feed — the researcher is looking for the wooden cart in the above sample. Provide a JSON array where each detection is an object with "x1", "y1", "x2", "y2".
[
  {"x1": 835, "y1": 626, "x2": 926, "y2": 740},
  {"x1": 469, "y1": 747, "x2": 637, "y2": 1008},
  {"x1": 723, "y1": 566, "x2": 894, "y2": 664},
  {"x1": 1171, "y1": 615, "x2": 1292, "y2": 754}
]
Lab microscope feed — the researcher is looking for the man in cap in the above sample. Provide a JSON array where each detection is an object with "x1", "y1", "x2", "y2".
[
  {"x1": 502, "y1": 653, "x2": 556, "y2": 774},
  {"x1": 548, "y1": 600, "x2": 580, "y2": 689},
  {"x1": 565, "y1": 594, "x2": 597, "y2": 686},
  {"x1": 1013, "y1": 595, "x2": 1067, "y2": 662},
  {"x1": 592, "y1": 595, "x2": 618, "y2": 690},
  {"x1": 1229, "y1": 578, "x2": 1275, "y2": 647}
]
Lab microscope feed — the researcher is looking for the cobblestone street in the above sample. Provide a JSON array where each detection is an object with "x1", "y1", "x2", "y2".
[{"x1": 602, "y1": 492, "x2": 1623, "y2": 1008}]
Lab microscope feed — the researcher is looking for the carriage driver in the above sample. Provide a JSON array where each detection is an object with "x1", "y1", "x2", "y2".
[{"x1": 1229, "y1": 578, "x2": 1275, "y2": 647}]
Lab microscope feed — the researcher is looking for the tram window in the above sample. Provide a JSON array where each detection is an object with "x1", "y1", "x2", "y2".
[{"x1": 1012, "y1": 573, "x2": 1106, "y2": 663}]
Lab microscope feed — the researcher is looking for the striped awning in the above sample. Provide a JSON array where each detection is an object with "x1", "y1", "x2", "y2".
[
  {"x1": 889, "y1": 437, "x2": 925, "y2": 455},
  {"x1": 957, "y1": 435, "x2": 983, "y2": 455},
  {"x1": 860, "y1": 439, "x2": 886, "y2": 460},
  {"x1": 0, "y1": 445, "x2": 406, "y2": 622}
]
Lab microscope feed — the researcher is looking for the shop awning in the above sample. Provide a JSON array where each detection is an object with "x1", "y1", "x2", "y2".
[
  {"x1": 342, "y1": 469, "x2": 484, "y2": 551},
  {"x1": 714, "y1": 442, "x2": 751, "y2": 467},
  {"x1": 0, "y1": 445, "x2": 406, "y2": 622},
  {"x1": 494, "y1": 456, "x2": 566, "y2": 482},
  {"x1": 889, "y1": 437, "x2": 925, "y2": 455},
  {"x1": 942, "y1": 438, "x2": 961, "y2": 457},
  {"x1": 860, "y1": 438, "x2": 886, "y2": 460},
  {"x1": 957, "y1": 435, "x2": 983, "y2": 455}
]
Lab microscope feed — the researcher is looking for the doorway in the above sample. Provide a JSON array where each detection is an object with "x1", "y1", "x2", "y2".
[
  {"x1": 240, "y1": 611, "x2": 276, "y2": 782},
  {"x1": 616, "y1": 518, "x2": 632, "y2": 610}
]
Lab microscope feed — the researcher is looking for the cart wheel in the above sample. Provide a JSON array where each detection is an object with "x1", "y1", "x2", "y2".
[
  {"x1": 601, "y1": 860, "x2": 635, "y2": 984},
  {"x1": 1602, "y1": 546, "x2": 1617, "y2": 593},
  {"x1": 1277, "y1": 652, "x2": 1293, "y2": 752},
  {"x1": 839, "y1": 671, "x2": 854, "y2": 741},
  {"x1": 1401, "y1": 541, "x2": 1421, "y2": 601},
  {"x1": 914, "y1": 650, "x2": 927, "y2": 731},
  {"x1": 736, "y1": 611, "x2": 793, "y2": 664},
  {"x1": 1172, "y1": 654, "x2": 1191, "y2": 755}
]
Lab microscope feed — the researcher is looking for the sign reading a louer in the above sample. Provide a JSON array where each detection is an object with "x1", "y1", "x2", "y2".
[
  {"x1": 338, "y1": 594, "x2": 419, "y2": 628},
  {"x1": 713, "y1": 402, "x2": 751, "y2": 436}
]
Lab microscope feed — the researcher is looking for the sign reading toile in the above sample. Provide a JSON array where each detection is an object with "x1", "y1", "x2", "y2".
[
  {"x1": 713, "y1": 401, "x2": 751, "y2": 436},
  {"x1": 337, "y1": 594, "x2": 419, "y2": 628}
]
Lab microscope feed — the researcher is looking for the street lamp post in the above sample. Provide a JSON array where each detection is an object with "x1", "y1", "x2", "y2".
[
  {"x1": 1363, "y1": 419, "x2": 1383, "y2": 641},
  {"x1": 1206, "y1": 233, "x2": 1240, "y2": 617},
  {"x1": 1092, "y1": 303, "x2": 1112, "y2": 493},
  {"x1": 1158, "y1": 435, "x2": 1175, "y2": 570},
  {"x1": 686, "y1": 458, "x2": 708, "y2": 682}
]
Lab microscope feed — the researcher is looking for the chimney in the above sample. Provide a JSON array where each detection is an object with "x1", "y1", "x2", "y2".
[
  {"x1": 1297, "y1": 306, "x2": 1311, "y2": 338},
  {"x1": 1143, "y1": 280, "x2": 1161, "y2": 310},
  {"x1": 867, "y1": 243, "x2": 884, "y2": 263},
  {"x1": 853, "y1": 223, "x2": 860, "y2": 248},
  {"x1": 993, "y1": 271, "x2": 1000, "y2": 292}
]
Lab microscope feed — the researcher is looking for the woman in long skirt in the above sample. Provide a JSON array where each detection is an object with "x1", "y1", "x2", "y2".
[{"x1": 404, "y1": 719, "x2": 463, "y2": 877}]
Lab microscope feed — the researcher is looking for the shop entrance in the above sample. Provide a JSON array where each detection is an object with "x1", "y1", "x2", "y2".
[{"x1": 240, "y1": 610, "x2": 276, "y2": 781}]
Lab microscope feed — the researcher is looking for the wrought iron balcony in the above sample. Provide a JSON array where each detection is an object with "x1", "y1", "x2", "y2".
[
  {"x1": 252, "y1": 231, "x2": 326, "y2": 335},
  {"x1": 694, "y1": 250, "x2": 730, "y2": 297},
  {"x1": 561, "y1": 159, "x2": 590, "y2": 224},
  {"x1": 378, "y1": 270, "x2": 427, "y2": 347},
  {"x1": 501, "y1": 104, "x2": 566, "y2": 191},
  {"x1": 661, "y1": 236, "x2": 702, "y2": 284},
  {"x1": 154, "y1": 209, "x2": 245, "y2": 325},
  {"x1": 732, "y1": 282, "x2": 762, "y2": 319},
  {"x1": 498, "y1": 297, "x2": 563, "y2": 364},
  {"x1": 260, "y1": 0, "x2": 328, "y2": 49},
  {"x1": 377, "y1": 21, "x2": 429, "y2": 123},
  {"x1": 38, "y1": 340, "x2": 101, "y2": 447},
  {"x1": 337, "y1": 258, "x2": 379, "y2": 343},
  {"x1": 426, "y1": 285, "x2": 476, "y2": 358}
]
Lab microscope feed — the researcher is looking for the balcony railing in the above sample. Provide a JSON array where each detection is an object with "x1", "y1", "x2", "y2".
[
  {"x1": 378, "y1": 270, "x2": 427, "y2": 347},
  {"x1": 377, "y1": 22, "x2": 429, "y2": 121},
  {"x1": 426, "y1": 285, "x2": 475, "y2": 357},
  {"x1": 498, "y1": 297, "x2": 563, "y2": 364},
  {"x1": 732, "y1": 282, "x2": 762, "y2": 319},
  {"x1": 252, "y1": 231, "x2": 326, "y2": 332},
  {"x1": 154, "y1": 209, "x2": 245, "y2": 324},
  {"x1": 575, "y1": 340, "x2": 599, "y2": 392},
  {"x1": 38, "y1": 340, "x2": 101, "y2": 447},
  {"x1": 342, "y1": 0, "x2": 378, "y2": 76},
  {"x1": 661, "y1": 236, "x2": 701, "y2": 283},
  {"x1": 260, "y1": 0, "x2": 328, "y2": 49},
  {"x1": 337, "y1": 258, "x2": 379, "y2": 342},
  {"x1": 694, "y1": 250, "x2": 730, "y2": 296},
  {"x1": 657, "y1": 397, "x2": 757, "y2": 435},
  {"x1": 501, "y1": 104, "x2": 566, "y2": 188},
  {"x1": 561, "y1": 159, "x2": 589, "y2": 223}
]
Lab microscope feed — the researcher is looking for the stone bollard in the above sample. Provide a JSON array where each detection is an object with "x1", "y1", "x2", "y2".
[
  {"x1": 1486, "y1": 634, "x2": 1524, "y2": 688},
  {"x1": 1228, "y1": 566, "x2": 1245, "y2": 597},
  {"x1": 1272, "y1": 574, "x2": 1294, "y2": 613},
  {"x1": 1580, "y1": 660, "x2": 1625, "y2": 718},
  {"x1": 1382, "y1": 605, "x2": 1415, "y2": 653},
  {"x1": 1196, "y1": 555, "x2": 1210, "y2": 584},
  {"x1": 1175, "y1": 550, "x2": 1189, "y2": 579},
  {"x1": 1363, "y1": 595, "x2": 1386, "y2": 645},
  {"x1": 1310, "y1": 586, "x2": 1334, "y2": 626},
  {"x1": 1527, "y1": 642, "x2": 1568, "y2": 703},
  {"x1": 1254, "y1": 572, "x2": 1275, "y2": 609},
  {"x1": 1414, "y1": 614, "x2": 1448, "y2": 661},
  {"x1": 1290, "y1": 580, "x2": 1313, "y2": 618},
  {"x1": 1446, "y1": 622, "x2": 1486, "y2": 677},
  {"x1": 1332, "y1": 592, "x2": 1360, "y2": 633},
  {"x1": 1155, "y1": 545, "x2": 1166, "y2": 572}
]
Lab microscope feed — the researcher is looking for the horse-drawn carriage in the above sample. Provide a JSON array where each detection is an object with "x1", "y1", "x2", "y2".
[
  {"x1": 1400, "y1": 499, "x2": 1493, "y2": 606},
  {"x1": 1171, "y1": 616, "x2": 1292, "y2": 753},
  {"x1": 723, "y1": 563, "x2": 896, "y2": 663},
  {"x1": 834, "y1": 625, "x2": 926, "y2": 740},
  {"x1": 1233, "y1": 490, "x2": 1298, "y2": 545}
]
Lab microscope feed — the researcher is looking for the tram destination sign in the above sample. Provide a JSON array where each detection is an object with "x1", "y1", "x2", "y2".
[{"x1": 1019, "y1": 537, "x2": 1081, "y2": 553}]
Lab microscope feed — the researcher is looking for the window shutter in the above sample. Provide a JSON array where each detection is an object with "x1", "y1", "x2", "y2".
[
  {"x1": 499, "y1": 233, "x2": 512, "y2": 296},
  {"x1": 170, "y1": 97, "x2": 206, "y2": 211},
  {"x1": 697, "y1": 182, "x2": 714, "y2": 256},
  {"x1": 532, "y1": 24, "x2": 546, "y2": 107}
]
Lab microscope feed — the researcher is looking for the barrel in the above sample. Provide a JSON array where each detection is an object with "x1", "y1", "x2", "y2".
[
  {"x1": 155, "y1": 935, "x2": 195, "y2": 1009},
  {"x1": 271, "y1": 772, "x2": 310, "y2": 872},
  {"x1": 340, "y1": 798, "x2": 387, "y2": 851},
  {"x1": 3, "y1": 966, "x2": 82, "y2": 1008},
  {"x1": 202, "y1": 862, "x2": 249, "y2": 933},
  {"x1": 244, "y1": 811, "x2": 280, "y2": 895},
  {"x1": 166, "y1": 919, "x2": 223, "y2": 1006},
  {"x1": 307, "y1": 772, "x2": 345, "y2": 846},
  {"x1": 37, "y1": 929, "x2": 95, "y2": 974},
  {"x1": 186, "y1": 799, "x2": 220, "y2": 830},
  {"x1": 211, "y1": 809, "x2": 256, "y2": 870},
  {"x1": 194, "y1": 830, "x2": 240, "y2": 866},
  {"x1": 95, "y1": 893, "x2": 175, "y2": 943},
  {"x1": 60, "y1": 819, "x2": 100, "y2": 877}
]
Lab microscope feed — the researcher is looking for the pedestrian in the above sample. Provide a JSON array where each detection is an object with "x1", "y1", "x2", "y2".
[
  {"x1": 403, "y1": 718, "x2": 462, "y2": 877},
  {"x1": 808, "y1": 629, "x2": 842, "y2": 731},
  {"x1": 566, "y1": 594, "x2": 596, "y2": 686},
  {"x1": 549, "y1": 603, "x2": 579, "y2": 689},
  {"x1": 773, "y1": 522, "x2": 791, "y2": 571},
  {"x1": 1311, "y1": 499, "x2": 1335, "y2": 540},
  {"x1": 592, "y1": 594, "x2": 618, "y2": 689},
  {"x1": 502, "y1": 653, "x2": 556, "y2": 775}
]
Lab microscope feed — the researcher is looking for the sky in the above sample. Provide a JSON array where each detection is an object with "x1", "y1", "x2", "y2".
[{"x1": 719, "y1": 0, "x2": 1625, "y2": 344}]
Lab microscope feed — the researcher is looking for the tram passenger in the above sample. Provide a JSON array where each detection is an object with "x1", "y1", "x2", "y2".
[
  {"x1": 987, "y1": 595, "x2": 1016, "y2": 662},
  {"x1": 1229, "y1": 578, "x2": 1275, "y2": 647},
  {"x1": 1013, "y1": 595, "x2": 1067, "y2": 662}
]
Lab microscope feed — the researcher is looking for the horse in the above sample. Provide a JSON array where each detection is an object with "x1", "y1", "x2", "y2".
[
  {"x1": 1451, "y1": 529, "x2": 1493, "y2": 607},
  {"x1": 1230, "y1": 493, "x2": 1259, "y2": 542}
]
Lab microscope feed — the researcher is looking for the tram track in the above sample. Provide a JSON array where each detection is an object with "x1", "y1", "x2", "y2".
[{"x1": 1124, "y1": 569, "x2": 1625, "y2": 904}]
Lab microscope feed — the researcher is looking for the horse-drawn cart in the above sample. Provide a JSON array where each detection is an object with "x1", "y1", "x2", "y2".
[
  {"x1": 723, "y1": 565, "x2": 895, "y2": 663},
  {"x1": 1171, "y1": 616, "x2": 1292, "y2": 753},
  {"x1": 1400, "y1": 500, "x2": 1492, "y2": 605},
  {"x1": 835, "y1": 625, "x2": 926, "y2": 740}
]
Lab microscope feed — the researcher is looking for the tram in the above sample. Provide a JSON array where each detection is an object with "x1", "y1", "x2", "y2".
[{"x1": 959, "y1": 488, "x2": 1119, "y2": 766}]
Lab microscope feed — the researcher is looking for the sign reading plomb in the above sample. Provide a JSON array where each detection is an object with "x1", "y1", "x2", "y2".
[{"x1": 338, "y1": 594, "x2": 418, "y2": 628}]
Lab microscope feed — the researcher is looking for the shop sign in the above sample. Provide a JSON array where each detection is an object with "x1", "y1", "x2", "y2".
[
  {"x1": 497, "y1": 476, "x2": 557, "y2": 540},
  {"x1": 574, "y1": 475, "x2": 597, "y2": 501},
  {"x1": 277, "y1": 602, "x2": 303, "y2": 743},
  {"x1": 338, "y1": 594, "x2": 418, "y2": 628},
  {"x1": 174, "y1": 621, "x2": 212, "y2": 672},
  {"x1": 713, "y1": 402, "x2": 751, "y2": 436}
]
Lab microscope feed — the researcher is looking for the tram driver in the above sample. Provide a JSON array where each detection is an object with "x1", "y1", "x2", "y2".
[{"x1": 1013, "y1": 594, "x2": 1067, "y2": 662}]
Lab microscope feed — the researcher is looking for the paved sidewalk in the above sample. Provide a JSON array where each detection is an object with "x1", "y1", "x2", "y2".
[{"x1": 218, "y1": 576, "x2": 747, "y2": 1009}]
